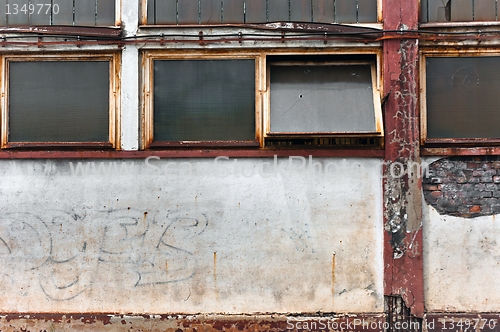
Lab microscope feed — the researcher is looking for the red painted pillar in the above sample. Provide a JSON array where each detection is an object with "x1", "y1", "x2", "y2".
[{"x1": 382, "y1": 0, "x2": 424, "y2": 317}]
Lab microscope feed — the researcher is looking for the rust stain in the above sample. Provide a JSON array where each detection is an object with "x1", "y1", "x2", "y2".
[
  {"x1": 213, "y1": 251, "x2": 218, "y2": 301},
  {"x1": 331, "y1": 252, "x2": 336, "y2": 298}
]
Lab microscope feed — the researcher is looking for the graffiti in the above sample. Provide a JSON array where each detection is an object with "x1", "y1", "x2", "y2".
[{"x1": 0, "y1": 208, "x2": 208, "y2": 301}]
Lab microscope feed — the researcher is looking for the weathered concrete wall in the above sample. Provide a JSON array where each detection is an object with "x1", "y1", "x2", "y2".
[
  {"x1": 423, "y1": 157, "x2": 500, "y2": 312},
  {"x1": 0, "y1": 157, "x2": 383, "y2": 314}
]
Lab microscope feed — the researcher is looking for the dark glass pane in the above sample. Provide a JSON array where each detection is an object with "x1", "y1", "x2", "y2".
[
  {"x1": 96, "y1": 0, "x2": 115, "y2": 25},
  {"x1": 312, "y1": 0, "x2": 334, "y2": 23},
  {"x1": 335, "y1": 0, "x2": 356, "y2": 22},
  {"x1": 290, "y1": 0, "x2": 311, "y2": 21},
  {"x1": 29, "y1": 0, "x2": 51, "y2": 25},
  {"x1": 474, "y1": 0, "x2": 496, "y2": 21},
  {"x1": 74, "y1": 0, "x2": 96, "y2": 26},
  {"x1": 154, "y1": 60, "x2": 255, "y2": 141},
  {"x1": 7, "y1": 0, "x2": 29, "y2": 26},
  {"x1": 200, "y1": 0, "x2": 222, "y2": 23},
  {"x1": 358, "y1": 0, "x2": 377, "y2": 23},
  {"x1": 244, "y1": 0, "x2": 266, "y2": 23},
  {"x1": 147, "y1": 0, "x2": 155, "y2": 24},
  {"x1": 450, "y1": 0, "x2": 473, "y2": 21},
  {"x1": 155, "y1": 0, "x2": 176, "y2": 24},
  {"x1": 268, "y1": 0, "x2": 289, "y2": 21},
  {"x1": 0, "y1": 0, "x2": 6, "y2": 26},
  {"x1": 9, "y1": 61, "x2": 110, "y2": 142},
  {"x1": 177, "y1": 0, "x2": 198, "y2": 24},
  {"x1": 222, "y1": 0, "x2": 244, "y2": 23},
  {"x1": 52, "y1": 0, "x2": 74, "y2": 25},
  {"x1": 427, "y1": 57, "x2": 500, "y2": 139},
  {"x1": 427, "y1": 0, "x2": 450, "y2": 22},
  {"x1": 420, "y1": 0, "x2": 428, "y2": 23},
  {"x1": 270, "y1": 64, "x2": 376, "y2": 133}
]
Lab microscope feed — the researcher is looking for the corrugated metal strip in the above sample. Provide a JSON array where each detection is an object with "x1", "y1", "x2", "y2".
[
  {"x1": 0, "y1": 0, "x2": 115, "y2": 26},
  {"x1": 147, "y1": 0, "x2": 378, "y2": 25},
  {"x1": 421, "y1": 0, "x2": 500, "y2": 22}
]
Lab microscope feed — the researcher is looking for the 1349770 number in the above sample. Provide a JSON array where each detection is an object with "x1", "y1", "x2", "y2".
[{"x1": 6, "y1": 3, "x2": 59, "y2": 15}]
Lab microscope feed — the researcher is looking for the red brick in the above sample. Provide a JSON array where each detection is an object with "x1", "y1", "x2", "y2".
[
  {"x1": 431, "y1": 191, "x2": 442, "y2": 197},
  {"x1": 469, "y1": 205, "x2": 481, "y2": 213}
]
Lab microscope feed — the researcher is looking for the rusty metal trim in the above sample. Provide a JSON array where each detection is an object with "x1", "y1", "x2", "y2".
[
  {"x1": 149, "y1": 141, "x2": 261, "y2": 148},
  {"x1": 0, "y1": 26, "x2": 122, "y2": 38},
  {"x1": 139, "y1": 22, "x2": 383, "y2": 37},
  {"x1": 421, "y1": 147, "x2": 500, "y2": 156},
  {"x1": 0, "y1": 149, "x2": 385, "y2": 159}
]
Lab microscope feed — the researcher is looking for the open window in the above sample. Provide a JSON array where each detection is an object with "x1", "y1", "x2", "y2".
[
  {"x1": 1, "y1": 54, "x2": 120, "y2": 149},
  {"x1": 421, "y1": 52, "x2": 500, "y2": 145},
  {"x1": 264, "y1": 55, "x2": 383, "y2": 147},
  {"x1": 143, "y1": 53, "x2": 260, "y2": 148}
]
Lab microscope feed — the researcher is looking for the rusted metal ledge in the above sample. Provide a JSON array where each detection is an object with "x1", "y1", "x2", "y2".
[
  {"x1": 422, "y1": 147, "x2": 500, "y2": 156},
  {"x1": 140, "y1": 22, "x2": 383, "y2": 38},
  {"x1": 0, "y1": 149, "x2": 385, "y2": 159},
  {"x1": 0, "y1": 313, "x2": 386, "y2": 331},
  {"x1": 0, "y1": 26, "x2": 122, "y2": 38}
]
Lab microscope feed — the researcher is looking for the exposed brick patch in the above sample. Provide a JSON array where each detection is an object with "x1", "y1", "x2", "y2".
[{"x1": 423, "y1": 156, "x2": 500, "y2": 218}]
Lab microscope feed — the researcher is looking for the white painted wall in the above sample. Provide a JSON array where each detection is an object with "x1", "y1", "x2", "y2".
[
  {"x1": 424, "y1": 204, "x2": 500, "y2": 312},
  {"x1": 0, "y1": 158, "x2": 383, "y2": 313}
]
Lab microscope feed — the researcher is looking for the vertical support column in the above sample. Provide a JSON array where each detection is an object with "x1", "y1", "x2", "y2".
[
  {"x1": 383, "y1": 0, "x2": 424, "y2": 318},
  {"x1": 120, "y1": 0, "x2": 140, "y2": 150}
]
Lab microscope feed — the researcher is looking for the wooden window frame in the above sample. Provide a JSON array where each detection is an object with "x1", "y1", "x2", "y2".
[
  {"x1": 0, "y1": 52, "x2": 121, "y2": 149},
  {"x1": 420, "y1": 49, "x2": 500, "y2": 147},
  {"x1": 142, "y1": 51, "x2": 263, "y2": 149},
  {"x1": 264, "y1": 59, "x2": 383, "y2": 140}
]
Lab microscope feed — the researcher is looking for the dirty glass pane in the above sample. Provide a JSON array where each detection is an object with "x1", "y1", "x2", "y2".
[
  {"x1": 154, "y1": 60, "x2": 255, "y2": 141},
  {"x1": 147, "y1": 0, "x2": 155, "y2": 24},
  {"x1": 335, "y1": 0, "x2": 357, "y2": 23},
  {"x1": 96, "y1": 0, "x2": 115, "y2": 25},
  {"x1": 52, "y1": 0, "x2": 73, "y2": 25},
  {"x1": 290, "y1": 0, "x2": 311, "y2": 21},
  {"x1": 358, "y1": 0, "x2": 377, "y2": 23},
  {"x1": 7, "y1": 0, "x2": 29, "y2": 26},
  {"x1": 474, "y1": 0, "x2": 496, "y2": 21},
  {"x1": 0, "y1": 0, "x2": 6, "y2": 26},
  {"x1": 420, "y1": 0, "x2": 428, "y2": 22},
  {"x1": 29, "y1": 0, "x2": 51, "y2": 25},
  {"x1": 426, "y1": 57, "x2": 500, "y2": 139},
  {"x1": 74, "y1": 0, "x2": 96, "y2": 26},
  {"x1": 270, "y1": 64, "x2": 376, "y2": 133},
  {"x1": 450, "y1": 0, "x2": 473, "y2": 21},
  {"x1": 9, "y1": 61, "x2": 110, "y2": 142},
  {"x1": 177, "y1": 0, "x2": 198, "y2": 24},
  {"x1": 427, "y1": 0, "x2": 450, "y2": 22},
  {"x1": 155, "y1": 0, "x2": 176, "y2": 24},
  {"x1": 268, "y1": 0, "x2": 289, "y2": 21},
  {"x1": 200, "y1": 0, "x2": 222, "y2": 24},
  {"x1": 244, "y1": 0, "x2": 266, "y2": 22},
  {"x1": 312, "y1": 0, "x2": 334, "y2": 23},
  {"x1": 222, "y1": 0, "x2": 244, "y2": 23}
]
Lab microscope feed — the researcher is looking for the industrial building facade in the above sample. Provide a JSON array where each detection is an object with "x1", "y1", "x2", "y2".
[{"x1": 0, "y1": 0, "x2": 499, "y2": 331}]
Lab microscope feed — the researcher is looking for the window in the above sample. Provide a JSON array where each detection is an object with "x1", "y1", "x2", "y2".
[
  {"x1": 1, "y1": 54, "x2": 120, "y2": 148},
  {"x1": 143, "y1": 52, "x2": 382, "y2": 149},
  {"x1": 143, "y1": 0, "x2": 379, "y2": 25},
  {"x1": 143, "y1": 53, "x2": 260, "y2": 147},
  {"x1": 421, "y1": 53, "x2": 500, "y2": 144},
  {"x1": 265, "y1": 56, "x2": 382, "y2": 140},
  {"x1": 0, "y1": 0, "x2": 117, "y2": 26}
]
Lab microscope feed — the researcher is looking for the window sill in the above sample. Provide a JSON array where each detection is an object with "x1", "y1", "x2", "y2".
[
  {"x1": 0, "y1": 148, "x2": 385, "y2": 159},
  {"x1": 421, "y1": 147, "x2": 500, "y2": 156}
]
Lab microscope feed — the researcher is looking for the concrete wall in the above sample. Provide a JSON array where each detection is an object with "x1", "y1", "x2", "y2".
[
  {"x1": 423, "y1": 157, "x2": 500, "y2": 312},
  {"x1": 0, "y1": 158, "x2": 384, "y2": 314}
]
